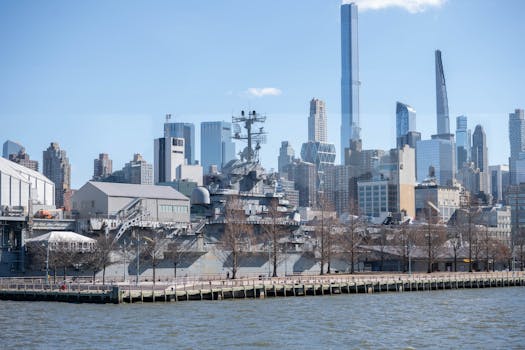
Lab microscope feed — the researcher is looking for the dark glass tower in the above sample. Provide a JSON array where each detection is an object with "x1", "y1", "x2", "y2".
[
  {"x1": 435, "y1": 50, "x2": 450, "y2": 135},
  {"x1": 341, "y1": 3, "x2": 360, "y2": 163}
]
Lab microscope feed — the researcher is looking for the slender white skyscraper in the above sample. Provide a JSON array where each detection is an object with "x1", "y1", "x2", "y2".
[
  {"x1": 309, "y1": 98, "x2": 327, "y2": 143},
  {"x1": 435, "y1": 50, "x2": 450, "y2": 135},
  {"x1": 341, "y1": 3, "x2": 360, "y2": 163}
]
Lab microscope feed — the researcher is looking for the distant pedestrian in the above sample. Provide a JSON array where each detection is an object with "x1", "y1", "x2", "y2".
[{"x1": 227, "y1": 272, "x2": 230, "y2": 279}]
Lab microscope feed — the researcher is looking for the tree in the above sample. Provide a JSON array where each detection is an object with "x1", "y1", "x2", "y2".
[
  {"x1": 165, "y1": 235, "x2": 194, "y2": 280},
  {"x1": 142, "y1": 228, "x2": 169, "y2": 286},
  {"x1": 393, "y1": 224, "x2": 419, "y2": 273},
  {"x1": 424, "y1": 202, "x2": 447, "y2": 273},
  {"x1": 86, "y1": 234, "x2": 113, "y2": 285},
  {"x1": 313, "y1": 195, "x2": 336, "y2": 275},
  {"x1": 220, "y1": 195, "x2": 252, "y2": 279},
  {"x1": 261, "y1": 198, "x2": 289, "y2": 277},
  {"x1": 337, "y1": 207, "x2": 366, "y2": 274}
]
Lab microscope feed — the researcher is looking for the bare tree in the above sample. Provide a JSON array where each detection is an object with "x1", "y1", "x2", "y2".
[
  {"x1": 393, "y1": 224, "x2": 419, "y2": 273},
  {"x1": 142, "y1": 228, "x2": 168, "y2": 286},
  {"x1": 314, "y1": 195, "x2": 336, "y2": 275},
  {"x1": 261, "y1": 198, "x2": 289, "y2": 277},
  {"x1": 220, "y1": 195, "x2": 253, "y2": 279},
  {"x1": 165, "y1": 234, "x2": 195, "y2": 279},
  {"x1": 338, "y1": 207, "x2": 366, "y2": 274},
  {"x1": 86, "y1": 234, "x2": 113, "y2": 285}
]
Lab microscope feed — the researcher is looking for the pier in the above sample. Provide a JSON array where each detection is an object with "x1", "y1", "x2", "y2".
[{"x1": 0, "y1": 272, "x2": 524, "y2": 304}]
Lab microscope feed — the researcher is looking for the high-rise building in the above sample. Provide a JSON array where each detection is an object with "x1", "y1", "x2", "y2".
[
  {"x1": 2, "y1": 140, "x2": 24, "y2": 159},
  {"x1": 309, "y1": 98, "x2": 327, "y2": 143},
  {"x1": 509, "y1": 109, "x2": 525, "y2": 185},
  {"x1": 290, "y1": 161, "x2": 317, "y2": 208},
  {"x1": 93, "y1": 153, "x2": 112, "y2": 180},
  {"x1": 278, "y1": 141, "x2": 295, "y2": 177},
  {"x1": 201, "y1": 121, "x2": 236, "y2": 174},
  {"x1": 301, "y1": 141, "x2": 336, "y2": 191},
  {"x1": 163, "y1": 116, "x2": 196, "y2": 165},
  {"x1": 489, "y1": 165, "x2": 510, "y2": 203},
  {"x1": 8, "y1": 149, "x2": 38, "y2": 171},
  {"x1": 43, "y1": 142, "x2": 71, "y2": 208},
  {"x1": 396, "y1": 102, "x2": 416, "y2": 148},
  {"x1": 416, "y1": 137, "x2": 455, "y2": 186},
  {"x1": 340, "y1": 2, "x2": 360, "y2": 163},
  {"x1": 122, "y1": 154, "x2": 153, "y2": 185},
  {"x1": 472, "y1": 124, "x2": 490, "y2": 194},
  {"x1": 154, "y1": 137, "x2": 202, "y2": 186},
  {"x1": 456, "y1": 116, "x2": 471, "y2": 169},
  {"x1": 435, "y1": 50, "x2": 450, "y2": 135}
]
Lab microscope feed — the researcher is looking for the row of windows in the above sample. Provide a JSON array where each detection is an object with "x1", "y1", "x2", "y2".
[{"x1": 159, "y1": 204, "x2": 188, "y2": 214}]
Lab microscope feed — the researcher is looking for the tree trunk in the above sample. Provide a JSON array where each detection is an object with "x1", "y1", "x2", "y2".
[
  {"x1": 174, "y1": 262, "x2": 177, "y2": 280},
  {"x1": 272, "y1": 243, "x2": 278, "y2": 277},
  {"x1": 102, "y1": 264, "x2": 106, "y2": 285}
]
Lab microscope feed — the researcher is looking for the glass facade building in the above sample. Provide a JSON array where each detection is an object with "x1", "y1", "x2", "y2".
[
  {"x1": 200, "y1": 121, "x2": 236, "y2": 174},
  {"x1": 164, "y1": 122, "x2": 195, "y2": 165},
  {"x1": 340, "y1": 3, "x2": 360, "y2": 163},
  {"x1": 435, "y1": 50, "x2": 450, "y2": 135},
  {"x1": 2, "y1": 140, "x2": 24, "y2": 159},
  {"x1": 309, "y1": 98, "x2": 327, "y2": 143},
  {"x1": 455, "y1": 115, "x2": 470, "y2": 169},
  {"x1": 396, "y1": 102, "x2": 416, "y2": 148},
  {"x1": 416, "y1": 138, "x2": 455, "y2": 186}
]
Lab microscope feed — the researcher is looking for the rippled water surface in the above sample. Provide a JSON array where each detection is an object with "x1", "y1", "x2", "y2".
[{"x1": 2, "y1": 287, "x2": 525, "y2": 349}]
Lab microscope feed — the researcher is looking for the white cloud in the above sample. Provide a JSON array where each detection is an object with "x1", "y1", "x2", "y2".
[
  {"x1": 345, "y1": 0, "x2": 446, "y2": 13},
  {"x1": 245, "y1": 87, "x2": 282, "y2": 97}
]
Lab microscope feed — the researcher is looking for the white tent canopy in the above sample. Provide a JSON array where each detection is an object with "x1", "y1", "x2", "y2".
[{"x1": 26, "y1": 231, "x2": 96, "y2": 252}]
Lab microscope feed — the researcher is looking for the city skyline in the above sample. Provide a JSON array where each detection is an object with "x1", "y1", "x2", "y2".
[{"x1": 1, "y1": 1, "x2": 524, "y2": 188}]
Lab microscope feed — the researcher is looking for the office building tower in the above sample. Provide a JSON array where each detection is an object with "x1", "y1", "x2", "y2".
[
  {"x1": 435, "y1": 50, "x2": 450, "y2": 135},
  {"x1": 341, "y1": 2, "x2": 360, "y2": 163},
  {"x1": 163, "y1": 116, "x2": 196, "y2": 165},
  {"x1": 309, "y1": 98, "x2": 327, "y2": 143},
  {"x1": 396, "y1": 102, "x2": 416, "y2": 148},
  {"x1": 43, "y1": 142, "x2": 71, "y2": 208},
  {"x1": 416, "y1": 137, "x2": 455, "y2": 186},
  {"x1": 155, "y1": 137, "x2": 202, "y2": 186},
  {"x1": 301, "y1": 141, "x2": 336, "y2": 191},
  {"x1": 122, "y1": 154, "x2": 153, "y2": 185},
  {"x1": 201, "y1": 121, "x2": 236, "y2": 174},
  {"x1": 472, "y1": 124, "x2": 490, "y2": 194},
  {"x1": 456, "y1": 116, "x2": 471, "y2": 169},
  {"x1": 278, "y1": 141, "x2": 295, "y2": 177},
  {"x1": 2, "y1": 140, "x2": 24, "y2": 159},
  {"x1": 8, "y1": 149, "x2": 38, "y2": 171},
  {"x1": 93, "y1": 153, "x2": 112, "y2": 180},
  {"x1": 290, "y1": 161, "x2": 317, "y2": 208},
  {"x1": 489, "y1": 165, "x2": 510, "y2": 203},
  {"x1": 509, "y1": 109, "x2": 525, "y2": 185}
]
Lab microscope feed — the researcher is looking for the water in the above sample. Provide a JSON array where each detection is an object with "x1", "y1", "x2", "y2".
[{"x1": 1, "y1": 288, "x2": 524, "y2": 349}]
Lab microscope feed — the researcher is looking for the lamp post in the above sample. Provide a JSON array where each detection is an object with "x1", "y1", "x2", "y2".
[
  {"x1": 136, "y1": 234, "x2": 140, "y2": 286},
  {"x1": 41, "y1": 242, "x2": 50, "y2": 285}
]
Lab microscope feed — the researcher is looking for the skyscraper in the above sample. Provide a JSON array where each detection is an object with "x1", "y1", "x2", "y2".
[
  {"x1": 9, "y1": 149, "x2": 38, "y2": 171},
  {"x1": 163, "y1": 117, "x2": 196, "y2": 165},
  {"x1": 201, "y1": 121, "x2": 236, "y2": 174},
  {"x1": 309, "y1": 98, "x2": 327, "y2": 143},
  {"x1": 472, "y1": 124, "x2": 490, "y2": 194},
  {"x1": 43, "y1": 142, "x2": 71, "y2": 208},
  {"x1": 416, "y1": 137, "x2": 455, "y2": 186},
  {"x1": 341, "y1": 3, "x2": 360, "y2": 163},
  {"x1": 2, "y1": 140, "x2": 24, "y2": 159},
  {"x1": 396, "y1": 102, "x2": 416, "y2": 148},
  {"x1": 435, "y1": 50, "x2": 450, "y2": 135},
  {"x1": 93, "y1": 153, "x2": 112, "y2": 180},
  {"x1": 278, "y1": 141, "x2": 295, "y2": 176},
  {"x1": 456, "y1": 115, "x2": 471, "y2": 169},
  {"x1": 508, "y1": 109, "x2": 525, "y2": 185}
]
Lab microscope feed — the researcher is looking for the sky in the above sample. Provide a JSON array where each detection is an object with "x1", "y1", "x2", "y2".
[{"x1": 1, "y1": 0, "x2": 524, "y2": 188}]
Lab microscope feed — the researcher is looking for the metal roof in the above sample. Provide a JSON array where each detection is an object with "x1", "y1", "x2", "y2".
[
  {"x1": 26, "y1": 231, "x2": 96, "y2": 244},
  {"x1": 88, "y1": 181, "x2": 188, "y2": 201},
  {"x1": 0, "y1": 156, "x2": 53, "y2": 185}
]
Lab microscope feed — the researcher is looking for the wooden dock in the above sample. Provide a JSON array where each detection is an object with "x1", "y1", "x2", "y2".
[{"x1": 1, "y1": 272, "x2": 524, "y2": 304}]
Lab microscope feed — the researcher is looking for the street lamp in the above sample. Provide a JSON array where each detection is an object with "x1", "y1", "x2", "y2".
[{"x1": 41, "y1": 242, "x2": 50, "y2": 285}]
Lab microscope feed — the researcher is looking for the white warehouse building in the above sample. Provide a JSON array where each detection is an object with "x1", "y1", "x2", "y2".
[
  {"x1": 71, "y1": 181, "x2": 190, "y2": 223},
  {"x1": 0, "y1": 157, "x2": 55, "y2": 214}
]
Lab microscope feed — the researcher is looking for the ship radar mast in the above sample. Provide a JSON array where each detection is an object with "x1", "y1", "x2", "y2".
[{"x1": 232, "y1": 110, "x2": 267, "y2": 162}]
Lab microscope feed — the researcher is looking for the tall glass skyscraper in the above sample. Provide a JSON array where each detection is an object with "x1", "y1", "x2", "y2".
[
  {"x1": 341, "y1": 3, "x2": 360, "y2": 163},
  {"x1": 396, "y1": 102, "x2": 416, "y2": 148},
  {"x1": 472, "y1": 124, "x2": 489, "y2": 194},
  {"x1": 456, "y1": 115, "x2": 471, "y2": 169},
  {"x1": 164, "y1": 121, "x2": 195, "y2": 165},
  {"x1": 2, "y1": 140, "x2": 24, "y2": 159},
  {"x1": 309, "y1": 98, "x2": 327, "y2": 143},
  {"x1": 435, "y1": 50, "x2": 450, "y2": 135},
  {"x1": 508, "y1": 109, "x2": 525, "y2": 184},
  {"x1": 200, "y1": 121, "x2": 236, "y2": 174}
]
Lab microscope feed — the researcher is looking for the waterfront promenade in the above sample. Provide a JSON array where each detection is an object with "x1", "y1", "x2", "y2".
[{"x1": 1, "y1": 271, "x2": 524, "y2": 304}]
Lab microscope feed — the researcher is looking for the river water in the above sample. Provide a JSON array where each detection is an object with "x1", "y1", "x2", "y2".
[{"x1": 1, "y1": 287, "x2": 524, "y2": 349}]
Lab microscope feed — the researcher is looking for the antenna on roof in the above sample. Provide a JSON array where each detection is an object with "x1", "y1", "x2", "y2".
[{"x1": 165, "y1": 114, "x2": 172, "y2": 122}]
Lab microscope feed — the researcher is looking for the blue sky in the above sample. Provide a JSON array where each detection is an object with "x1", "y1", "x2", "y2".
[{"x1": 1, "y1": 0, "x2": 524, "y2": 188}]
